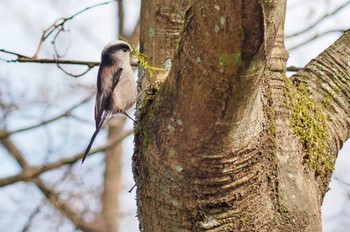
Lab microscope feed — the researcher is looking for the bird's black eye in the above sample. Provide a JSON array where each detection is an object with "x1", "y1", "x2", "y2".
[{"x1": 123, "y1": 48, "x2": 128, "y2": 52}]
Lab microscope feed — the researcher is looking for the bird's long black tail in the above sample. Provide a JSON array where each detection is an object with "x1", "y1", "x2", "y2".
[
  {"x1": 81, "y1": 112, "x2": 111, "y2": 164},
  {"x1": 81, "y1": 126, "x2": 101, "y2": 164}
]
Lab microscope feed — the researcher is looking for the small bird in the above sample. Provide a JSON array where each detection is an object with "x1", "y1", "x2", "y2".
[{"x1": 82, "y1": 40, "x2": 137, "y2": 163}]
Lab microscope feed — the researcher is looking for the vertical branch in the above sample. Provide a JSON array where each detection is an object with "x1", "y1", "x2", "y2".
[
  {"x1": 101, "y1": 117, "x2": 126, "y2": 232},
  {"x1": 118, "y1": 0, "x2": 125, "y2": 38},
  {"x1": 99, "y1": 1, "x2": 139, "y2": 232}
]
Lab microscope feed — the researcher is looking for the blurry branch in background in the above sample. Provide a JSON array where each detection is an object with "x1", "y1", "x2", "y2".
[
  {"x1": 286, "y1": 0, "x2": 350, "y2": 38},
  {"x1": 0, "y1": 130, "x2": 131, "y2": 231},
  {"x1": 98, "y1": 2, "x2": 140, "y2": 231},
  {"x1": 0, "y1": 129, "x2": 133, "y2": 187},
  {"x1": 0, "y1": 95, "x2": 93, "y2": 140},
  {"x1": 31, "y1": 177, "x2": 99, "y2": 232},
  {"x1": 21, "y1": 205, "x2": 41, "y2": 232},
  {"x1": 125, "y1": 19, "x2": 140, "y2": 47},
  {"x1": 32, "y1": 0, "x2": 118, "y2": 59},
  {"x1": 0, "y1": 0, "x2": 140, "y2": 231},
  {"x1": 288, "y1": 29, "x2": 346, "y2": 51},
  {"x1": 285, "y1": 1, "x2": 349, "y2": 52},
  {"x1": 0, "y1": 0, "x2": 129, "y2": 78},
  {"x1": 286, "y1": 66, "x2": 301, "y2": 72},
  {"x1": 333, "y1": 174, "x2": 350, "y2": 187}
]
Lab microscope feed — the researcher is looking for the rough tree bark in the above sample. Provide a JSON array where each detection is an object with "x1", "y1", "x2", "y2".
[{"x1": 133, "y1": 0, "x2": 350, "y2": 231}]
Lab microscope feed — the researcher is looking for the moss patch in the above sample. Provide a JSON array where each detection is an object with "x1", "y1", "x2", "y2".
[
  {"x1": 218, "y1": 53, "x2": 241, "y2": 67},
  {"x1": 284, "y1": 77, "x2": 333, "y2": 176},
  {"x1": 131, "y1": 45, "x2": 165, "y2": 77}
]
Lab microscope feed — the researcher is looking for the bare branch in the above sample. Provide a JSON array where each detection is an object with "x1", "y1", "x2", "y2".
[
  {"x1": 0, "y1": 136, "x2": 116, "y2": 231},
  {"x1": 287, "y1": 29, "x2": 345, "y2": 51},
  {"x1": 101, "y1": 117, "x2": 126, "y2": 232},
  {"x1": 1, "y1": 137, "x2": 93, "y2": 230},
  {"x1": 286, "y1": 1, "x2": 350, "y2": 38},
  {"x1": 31, "y1": 178, "x2": 99, "y2": 232},
  {"x1": 0, "y1": 0, "x2": 139, "y2": 75},
  {"x1": 33, "y1": 18, "x2": 64, "y2": 59},
  {"x1": 21, "y1": 205, "x2": 41, "y2": 232},
  {"x1": 1, "y1": 137, "x2": 30, "y2": 169},
  {"x1": 32, "y1": 0, "x2": 118, "y2": 58},
  {"x1": 0, "y1": 130, "x2": 133, "y2": 187},
  {"x1": 0, "y1": 51, "x2": 99, "y2": 66},
  {"x1": 54, "y1": 56, "x2": 96, "y2": 78},
  {"x1": 0, "y1": 49, "x2": 30, "y2": 59},
  {"x1": 334, "y1": 174, "x2": 350, "y2": 186},
  {"x1": 0, "y1": 95, "x2": 93, "y2": 140},
  {"x1": 126, "y1": 19, "x2": 141, "y2": 47},
  {"x1": 118, "y1": 0, "x2": 125, "y2": 38},
  {"x1": 0, "y1": 1, "x2": 120, "y2": 77},
  {"x1": 0, "y1": 49, "x2": 137, "y2": 67},
  {"x1": 52, "y1": 28, "x2": 71, "y2": 59},
  {"x1": 286, "y1": 66, "x2": 301, "y2": 72}
]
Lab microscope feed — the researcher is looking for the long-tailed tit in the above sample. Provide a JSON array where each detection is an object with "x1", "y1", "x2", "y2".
[{"x1": 82, "y1": 40, "x2": 137, "y2": 163}]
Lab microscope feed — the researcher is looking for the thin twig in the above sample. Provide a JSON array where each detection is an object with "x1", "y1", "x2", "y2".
[
  {"x1": 52, "y1": 28, "x2": 71, "y2": 58},
  {"x1": 1, "y1": 52, "x2": 100, "y2": 66},
  {"x1": 1, "y1": 49, "x2": 138, "y2": 67},
  {"x1": 33, "y1": 0, "x2": 118, "y2": 58},
  {"x1": 54, "y1": 56, "x2": 95, "y2": 78},
  {"x1": 334, "y1": 174, "x2": 350, "y2": 186},
  {"x1": 0, "y1": 49, "x2": 30, "y2": 58},
  {"x1": 31, "y1": 178, "x2": 98, "y2": 232},
  {"x1": 21, "y1": 205, "x2": 41, "y2": 232},
  {"x1": 0, "y1": 95, "x2": 93, "y2": 140},
  {"x1": 0, "y1": 134, "x2": 122, "y2": 231},
  {"x1": 286, "y1": 66, "x2": 301, "y2": 72},
  {"x1": 0, "y1": 130, "x2": 133, "y2": 187},
  {"x1": 288, "y1": 29, "x2": 345, "y2": 51},
  {"x1": 286, "y1": 1, "x2": 350, "y2": 38},
  {"x1": 1, "y1": 137, "x2": 30, "y2": 169},
  {"x1": 0, "y1": 0, "x2": 119, "y2": 77}
]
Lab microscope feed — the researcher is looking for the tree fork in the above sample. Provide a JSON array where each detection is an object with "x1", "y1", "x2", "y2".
[{"x1": 132, "y1": 0, "x2": 346, "y2": 231}]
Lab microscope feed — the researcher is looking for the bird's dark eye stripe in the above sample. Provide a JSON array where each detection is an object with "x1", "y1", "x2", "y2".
[
  {"x1": 101, "y1": 54, "x2": 113, "y2": 65},
  {"x1": 104, "y1": 44, "x2": 130, "y2": 54}
]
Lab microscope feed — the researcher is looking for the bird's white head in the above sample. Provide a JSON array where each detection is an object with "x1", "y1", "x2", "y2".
[{"x1": 101, "y1": 40, "x2": 132, "y2": 66}]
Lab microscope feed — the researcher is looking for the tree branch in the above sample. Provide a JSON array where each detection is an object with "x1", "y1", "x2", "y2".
[
  {"x1": 0, "y1": 130, "x2": 133, "y2": 187},
  {"x1": 286, "y1": 1, "x2": 350, "y2": 38},
  {"x1": 31, "y1": 178, "x2": 99, "y2": 232},
  {"x1": 1, "y1": 136, "x2": 30, "y2": 169},
  {"x1": 0, "y1": 95, "x2": 93, "y2": 140},
  {"x1": 54, "y1": 56, "x2": 96, "y2": 78},
  {"x1": 101, "y1": 117, "x2": 126, "y2": 232},
  {"x1": 287, "y1": 66, "x2": 301, "y2": 72},
  {"x1": 126, "y1": 19, "x2": 140, "y2": 47},
  {"x1": 0, "y1": 49, "x2": 137, "y2": 67},
  {"x1": 20, "y1": 205, "x2": 41, "y2": 232},
  {"x1": 32, "y1": 0, "x2": 118, "y2": 59},
  {"x1": 290, "y1": 30, "x2": 350, "y2": 157},
  {"x1": 288, "y1": 29, "x2": 345, "y2": 51},
  {"x1": 0, "y1": 1, "x2": 120, "y2": 77},
  {"x1": 1, "y1": 136, "x2": 99, "y2": 231},
  {"x1": 1, "y1": 52, "x2": 99, "y2": 66}
]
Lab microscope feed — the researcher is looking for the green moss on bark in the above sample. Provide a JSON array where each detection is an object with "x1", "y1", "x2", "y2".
[{"x1": 284, "y1": 77, "x2": 333, "y2": 176}]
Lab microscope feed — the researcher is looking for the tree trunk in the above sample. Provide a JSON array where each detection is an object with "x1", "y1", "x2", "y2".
[
  {"x1": 133, "y1": 0, "x2": 350, "y2": 231},
  {"x1": 101, "y1": 117, "x2": 125, "y2": 232}
]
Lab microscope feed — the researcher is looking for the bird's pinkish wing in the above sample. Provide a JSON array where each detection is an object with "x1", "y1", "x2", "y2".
[{"x1": 94, "y1": 65, "x2": 123, "y2": 129}]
